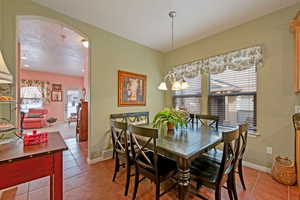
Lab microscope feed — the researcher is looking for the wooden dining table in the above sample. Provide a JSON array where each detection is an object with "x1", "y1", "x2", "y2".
[{"x1": 137, "y1": 123, "x2": 229, "y2": 200}]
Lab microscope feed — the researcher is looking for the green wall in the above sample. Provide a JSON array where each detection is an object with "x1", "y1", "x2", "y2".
[
  {"x1": 164, "y1": 3, "x2": 300, "y2": 167},
  {"x1": 0, "y1": 0, "x2": 164, "y2": 160},
  {"x1": 1, "y1": 0, "x2": 300, "y2": 168}
]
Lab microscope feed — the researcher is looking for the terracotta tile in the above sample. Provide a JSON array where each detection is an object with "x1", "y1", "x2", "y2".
[
  {"x1": 15, "y1": 193, "x2": 28, "y2": 200},
  {"x1": 289, "y1": 185, "x2": 300, "y2": 200},
  {"x1": 28, "y1": 187, "x2": 49, "y2": 200},
  {"x1": 15, "y1": 138, "x2": 296, "y2": 200},
  {"x1": 16, "y1": 183, "x2": 29, "y2": 195},
  {"x1": 63, "y1": 159, "x2": 78, "y2": 170},
  {"x1": 64, "y1": 165, "x2": 84, "y2": 179},
  {"x1": 29, "y1": 177, "x2": 49, "y2": 192},
  {"x1": 254, "y1": 172, "x2": 288, "y2": 200}
]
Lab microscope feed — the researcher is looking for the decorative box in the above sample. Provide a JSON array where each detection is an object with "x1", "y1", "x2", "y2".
[{"x1": 23, "y1": 130, "x2": 48, "y2": 146}]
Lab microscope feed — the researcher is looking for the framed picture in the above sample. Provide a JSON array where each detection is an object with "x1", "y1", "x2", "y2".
[
  {"x1": 118, "y1": 70, "x2": 146, "y2": 106},
  {"x1": 51, "y1": 90, "x2": 63, "y2": 102},
  {"x1": 52, "y1": 84, "x2": 62, "y2": 91}
]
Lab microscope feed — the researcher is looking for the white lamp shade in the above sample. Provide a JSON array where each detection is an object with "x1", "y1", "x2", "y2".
[
  {"x1": 171, "y1": 81, "x2": 181, "y2": 90},
  {"x1": 82, "y1": 40, "x2": 89, "y2": 48},
  {"x1": 181, "y1": 80, "x2": 190, "y2": 89},
  {"x1": 0, "y1": 51, "x2": 13, "y2": 84},
  {"x1": 158, "y1": 82, "x2": 168, "y2": 90}
]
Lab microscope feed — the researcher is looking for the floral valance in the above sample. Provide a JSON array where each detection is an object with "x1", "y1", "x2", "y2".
[
  {"x1": 165, "y1": 46, "x2": 263, "y2": 81},
  {"x1": 21, "y1": 79, "x2": 51, "y2": 103}
]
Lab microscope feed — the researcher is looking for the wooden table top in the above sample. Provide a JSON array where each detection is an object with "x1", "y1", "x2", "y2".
[
  {"x1": 0, "y1": 132, "x2": 68, "y2": 164},
  {"x1": 137, "y1": 124, "x2": 231, "y2": 160}
]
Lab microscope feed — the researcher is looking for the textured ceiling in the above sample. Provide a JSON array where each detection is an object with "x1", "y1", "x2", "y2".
[
  {"x1": 18, "y1": 17, "x2": 88, "y2": 77},
  {"x1": 33, "y1": 0, "x2": 300, "y2": 52}
]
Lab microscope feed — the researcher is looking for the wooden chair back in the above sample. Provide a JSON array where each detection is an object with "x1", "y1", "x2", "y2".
[
  {"x1": 128, "y1": 125, "x2": 158, "y2": 176},
  {"x1": 110, "y1": 112, "x2": 149, "y2": 125},
  {"x1": 196, "y1": 114, "x2": 219, "y2": 130},
  {"x1": 111, "y1": 120, "x2": 130, "y2": 158},
  {"x1": 217, "y1": 129, "x2": 240, "y2": 187},
  {"x1": 237, "y1": 123, "x2": 248, "y2": 162},
  {"x1": 293, "y1": 113, "x2": 300, "y2": 131}
]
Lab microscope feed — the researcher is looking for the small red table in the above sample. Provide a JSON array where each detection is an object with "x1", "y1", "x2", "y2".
[{"x1": 0, "y1": 132, "x2": 68, "y2": 200}]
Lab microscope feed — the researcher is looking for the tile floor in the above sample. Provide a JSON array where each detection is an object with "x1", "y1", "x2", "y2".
[{"x1": 5, "y1": 138, "x2": 299, "y2": 200}]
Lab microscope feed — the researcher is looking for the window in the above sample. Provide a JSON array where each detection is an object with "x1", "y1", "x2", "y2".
[
  {"x1": 173, "y1": 75, "x2": 201, "y2": 114},
  {"x1": 208, "y1": 66, "x2": 257, "y2": 130},
  {"x1": 20, "y1": 86, "x2": 43, "y2": 112}
]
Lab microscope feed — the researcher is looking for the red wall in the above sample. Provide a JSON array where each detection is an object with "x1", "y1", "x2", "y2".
[{"x1": 20, "y1": 69, "x2": 84, "y2": 122}]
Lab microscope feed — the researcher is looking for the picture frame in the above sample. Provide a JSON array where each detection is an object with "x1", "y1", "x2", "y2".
[
  {"x1": 51, "y1": 90, "x2": 63, "y2": 102},
  {"x1": 118, "y1": 70, "x2": 146, "y2": 106},
  {"x1": 52, "y1": 84, "x2": 62, "y2": 91}
]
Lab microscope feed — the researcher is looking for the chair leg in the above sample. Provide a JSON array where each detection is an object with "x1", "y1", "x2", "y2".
[
  {"x1": 215, "y1": 187, "x2": 221, "y2": 200},
  {"x1": 227, "y1": 179, "x2": 234, "y2": 200},
  {"x1": 132, "y1": 168, "x2": 139, "y2": 200},
  {"x1": 124, "y1": 163, "x2": 131, "y2": 196},
  {"x1": 155, "y1": 182, "x2": 160, "y2": 200},
  {"x1": 196, "y1": 180, "x2": 202, "y2": 190},
  {"x1": 238, "y1": 160, "x2": 246, "y2": 190},
  {"x1": 112, "y1": 155, "x2": 119, "y2": 182},
  {"x1": 230, "y1": 172, "x2": 238, "y2": 200}
]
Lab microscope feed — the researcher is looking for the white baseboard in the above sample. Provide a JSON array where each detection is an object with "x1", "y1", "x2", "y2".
[
  {"x1": 86, "y1": 149, "x2": 113, "y2": 165},
  {"x1": 243, "y1": 160, "x2": 271, "y2": 173},
  {"x1": 86, "y1": 151, "x2": 272, "y2": 174}
]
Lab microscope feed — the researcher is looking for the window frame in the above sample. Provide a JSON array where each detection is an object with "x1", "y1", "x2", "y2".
[{"x1": 208, "y1": 68, "x2": 257, "y2": 131}]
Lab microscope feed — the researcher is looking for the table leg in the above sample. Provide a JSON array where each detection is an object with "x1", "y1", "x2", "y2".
[
  {"x1": 177, "y1": 157, "x2": 190, "y2": 200},
  {"x1": 54, "y1": 152, "x2": 63, "y2": 200},
  {"x1": 50, "y1": 175, "x2": 53, "y2": 200}
]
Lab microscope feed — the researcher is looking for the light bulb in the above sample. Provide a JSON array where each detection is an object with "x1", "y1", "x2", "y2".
[
  {"x1": 172, "y1": 81, "x2": 181, "y2": 90},
  {"x1": 181, "y1": 79, "x2": 190, "y2": 89},
  {"x1": 82, "y1": 39, "x2": 89, "y2": 48}
]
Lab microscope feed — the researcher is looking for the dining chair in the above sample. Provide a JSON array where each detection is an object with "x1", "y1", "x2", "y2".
[
  {"x1": 190, "y1": 128, "x2": 240, "y2": 200},
  {"x1": 128, "y1": 124, "x2": 178, "y2": 200},
  {"x1": 195, "y1": 114, "x2": 219, "y2": 130},
  {"x1": 187, "y1": 113, "x2": 196, "y2": 124},
  {"x1": 201, "y1": 123, "x2": 249, "y2": 190},
  {"x1": 111, "y1": 120, "x2": 133, "y2": 196}
]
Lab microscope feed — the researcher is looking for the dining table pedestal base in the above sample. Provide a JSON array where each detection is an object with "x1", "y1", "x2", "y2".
[{"x1": 178, "y1": 158, "x2": 190, "y2": 200}]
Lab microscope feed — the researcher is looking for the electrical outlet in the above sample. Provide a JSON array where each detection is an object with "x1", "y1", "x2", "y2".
[
  {"x1": 295, "y1": 105, "x2": 300, "y2": 113},
  {"x1": 266, "y1": 147, "x2": 272, "y2": 154}
]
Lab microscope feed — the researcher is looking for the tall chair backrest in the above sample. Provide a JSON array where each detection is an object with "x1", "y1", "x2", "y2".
[
  {"x1": 111, "y1": 120, "x2": 130, "y2": 159},
  {"x1": 196, "y1": 114, "x2": 219, "y2": 130},
  {"x1": 293, "y1": 113, "x2": 300, "y2": 162},
  {"x1": 110, "y1": 112, "x2": 149, "y2": 125},
  {"x1": 237, "y1": 123, "x2": 248, "y2": 162},
  {"x1": 216, "y1": 129, "x2": 240, "y2": 187},
  {"x1": 128, "y1": 125, "x2": 159, "y2": 177},
  {"x1": 293, "y1": 113, "x2": 300, "y2": 131},
  {"x1": 188, "y1": 113, "x2": 196, "y2": 124}
]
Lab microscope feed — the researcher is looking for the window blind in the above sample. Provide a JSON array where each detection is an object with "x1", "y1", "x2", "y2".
[
  {"x1": 208, "y1": 67, "x2": 257, "y2": 129},
  {"x1": 173, "y1": 75, "x2": 201, "y2": 114}
]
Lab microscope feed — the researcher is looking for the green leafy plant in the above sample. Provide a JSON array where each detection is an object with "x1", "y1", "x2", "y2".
[{"x1": 153, "y1": 108, "x2": 188, "y2": 130}]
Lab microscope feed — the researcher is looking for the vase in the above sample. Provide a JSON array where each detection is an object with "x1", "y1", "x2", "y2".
[{"x1": 167, "y1": 123, "x2": 174, "y2": 130}]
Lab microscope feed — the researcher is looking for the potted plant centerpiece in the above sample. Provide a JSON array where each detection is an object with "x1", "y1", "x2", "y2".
[{"x1": 153, "y1": 108, "x2": 188, "y2": 131}]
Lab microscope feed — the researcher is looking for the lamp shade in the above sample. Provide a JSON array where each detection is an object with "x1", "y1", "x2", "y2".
[
  {"x1": 181, "y1": 79, "x2": 190, "y2": 89},
  {"x1": 0, "y1": 51, "x2": 12, "y2": 84},
  {"x1": 171, "y1": 81, "x2": 181, "y2": 90},
  {"x1": 158, "y1": 82, "x2": 168, "y2": 90}
]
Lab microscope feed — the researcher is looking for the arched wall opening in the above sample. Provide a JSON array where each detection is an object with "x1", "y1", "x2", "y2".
[{"x1": 16, "y1": 15, "x2": 91, "y2": 156}]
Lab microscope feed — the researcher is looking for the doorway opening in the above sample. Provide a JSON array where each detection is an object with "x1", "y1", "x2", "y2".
[{"x1": 16, "y1": 16, "x2": 90, "y2": 142}]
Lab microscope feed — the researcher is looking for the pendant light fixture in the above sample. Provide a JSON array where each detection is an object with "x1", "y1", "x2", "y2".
[
  {"x1": 158, "y1": 11, "x2": 189, "y2": 91},
  {"x1": 181, "y1": 79, "x2": 190, "y2": 89},
  {"x1": 81, "y1": 39, "x2": 89, "y2": 48}
]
